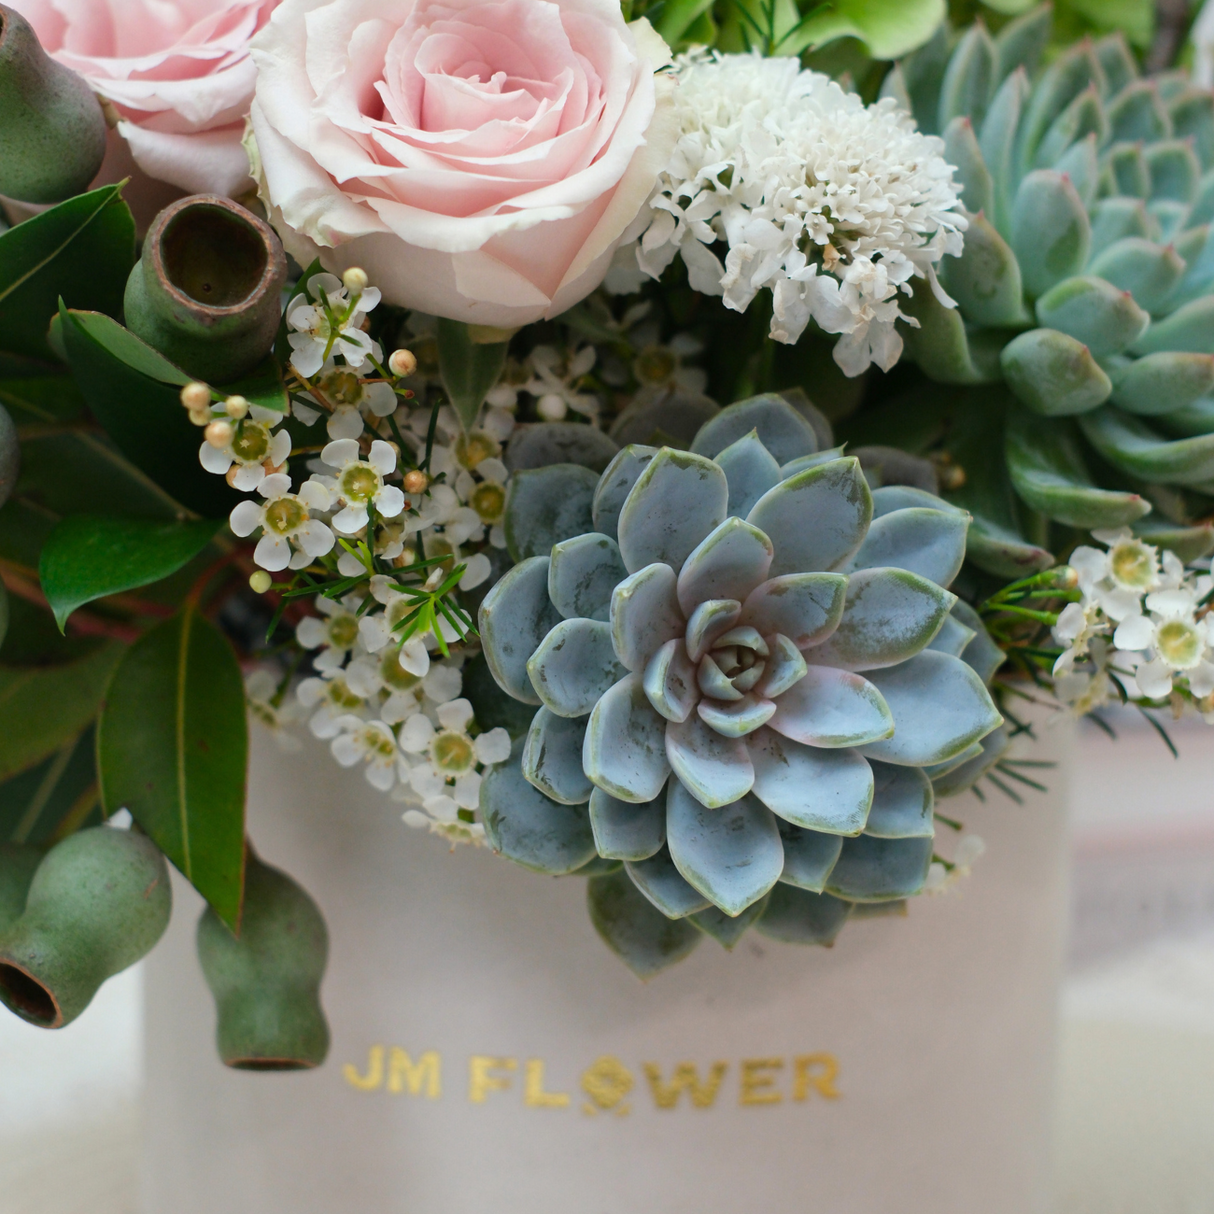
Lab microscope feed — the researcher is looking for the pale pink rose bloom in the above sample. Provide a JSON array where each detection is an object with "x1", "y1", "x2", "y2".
[
  {"x1": 8, "y1": 0, "x2": 278, "y2": 196},
  {"x1": 248, "y1": 0, "x2": 675, "y2": 329}
]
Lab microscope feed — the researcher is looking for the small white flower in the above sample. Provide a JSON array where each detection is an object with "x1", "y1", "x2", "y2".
[
  {"x1": 319, "y1": 438, "x2": 405, "y2": 534},
  {"x1": 330, "y1": 716, "x2": 401, "y2": 791},
  {"x1": 297, "y1": 670, "x2": 368, "y2": 737},
  {"x1": 524, "y1": 345, "x2": 600, "y2": 418},
  {"x1": 245, "y1": 669, "x2": 303, "y2": 752},
  {"x1": 301, "y1": 363, "x2": 398, "y2": 440},
  {"x1": 229, "y1": 473, "x2": 334, "y2": 571},
  {"x1": 925, "y1": 835, "x2": 985, "y2": 895},
  {"x1": 397, "y1": 697, "x2": 510, "y2": 813},
  {"x1": 296, "y1": 594, "x2": 363, "y2": 672},
  {"x1": 199, "y1": 418, "x2": 291, "y2": 492},
  {"x1": 286, "y1": 273, "x2": 382, "y2": 379}
]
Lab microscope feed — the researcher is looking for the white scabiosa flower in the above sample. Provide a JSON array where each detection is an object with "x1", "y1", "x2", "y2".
[
  {"x1": 199, "y1": 417, "x2": 292, "y2": 492},
  {"x1": 637, "y1": 51, "x2": 967, "y2": 375},
  {"x1": 330, "y1": 717, "x2": 401, "y2": 791},
  {"x1": 286, "y1": 272, "x2": 382, "y2": 378},
  {"x1": 229, "y1": 473, "x2": 335, "y2": 571},
  {"x1": 316, "y1": 438, "x2": 405, "y2": 535}
]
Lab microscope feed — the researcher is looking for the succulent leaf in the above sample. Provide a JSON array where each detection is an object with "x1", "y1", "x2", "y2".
[
  {"x1": 1011, "y1": 170, "x2": 1092, "y2": 297},
  {"x1": 939, "y1": 209, "x2": 1029, "y2": 328},
  {"x1": 1001, "y1": 327, "x2": 1113, "y2": 415},
  {"x1": 951, "y1": 600, "x2": 1007, "y2": 685},
  {"x1": 625, "y1": 847, "x2": 712, "y2": 919},
  {"x1": 1034, "y1": 275, "x2": 1150, "y2": 356},
  {"x1": 850, "y1": 507, "x2": 970, "y2": 587},
  {"x1": 522, "y1": 708, "x2": 593, "y2": 804},
  {"x1": 587, "y1": 868, "x2": 702, "y2": 977},
  {"x1": 1079, "y1": 406, "x2": 1214, "y2": 485},
  {"x1": 713, "y1": 429, "x2": 782, "y2": 517},
  {"x1": 1131, "y1": 295, "x2": 1214, "y2": 355},
  {"x1": 926, "y1": 611, "x2": 977, "y2": 658},
  {"x1": 583, "y1": 674, "x2": 672, "y2": 803},
  {"x1": 527, "y1": 619, "x2": 626, "y2": 718},
  {"x1": 943, "y1": 118, "x2": 994, "y2": 215},
  {"x1": 505, "y1": 422, "x2": 619, "y2": 473},
  {"x1": 863, "y1": 763, "x2": 934, "y2": 838},
  {"x1": 589, "y1": 786, "x2": 666, "y2": 861},
  {"x1": 643, "y1": 638, "x2": 699, "y2": 723},
  {"x1": 610, "y1": 561, "x2": 684, "y2": 671},
  {"x1": 676, "y1": 517, "x2": 774, "y2": 615},
  {"x1": 756, "y1": 885, "x2": 852, "y2": 945},
  {"x1": 479, "y1": 556, "x2": 562, "y2": 705},
  {"x1": 747, "y1": 728, "x2": 873, "y2": 833},
  {"x1": 591, "y1": 444, "x2": 656, "y2": 540},
  {"x1": 776, "y1": 820, "x2": 844, "y2": 892},
  {"x1": 690, "y1": 896, "x2": 770, "y2": 948},
  {"x1": 825, "y1": 835, "x2": 935, "y2": 902},
  {"x1": 739, "y1": 572, "x2": 847, "y2": 647},
  {"x1": 1087, "y1": 239, "x2": 1186, "y2": 314},
  {"x1": 931, "y1": 723, "x2": 1012, "y2": 798},
  {"x1": 938, "y1": 21, "x2": 997, "y2": 132},
  {"x1": 767, "y1": 665, "x2": 893, "y2": 749},
  {"x1": 665, "y1": 713, "x2": 755, "y2": 808},
  {"x1": 691, "y1": 393, "x2": 818, "y2": 464},
  {"x1": 504, "y1": 463, "x2": 598, "y2": 561},
  {"x1": 547, "y1": 532, "x2": 628, "y2": 621}
]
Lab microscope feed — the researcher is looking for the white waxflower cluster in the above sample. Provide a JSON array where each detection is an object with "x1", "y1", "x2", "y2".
[
  {"x1": 924, "y1": 835, "x2": 985, "y2": 895},
  {"x1": 1053, "y1": 528, "x2": 1214, "y2": 717},
  {"x1": 636, "y1": 51, "x2": 967, "y2": 376}
]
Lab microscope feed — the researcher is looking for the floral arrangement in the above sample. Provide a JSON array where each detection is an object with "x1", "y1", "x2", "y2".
[{"x1": 0, "y1": 0, "x2": 1207, "y2": 1070}]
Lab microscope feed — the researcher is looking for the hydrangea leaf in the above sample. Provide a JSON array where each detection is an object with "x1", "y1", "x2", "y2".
[
  {"x1": 503, "y1": 463, "x2": 598, "y2": 561},
  {"x1": 617, "y1": 448, "x2": 728, "y2": 574},
  {"x1": 625, "y1": 847, "x2": 712, "y2": 918},
  {"x1": 864, "y1": 762, "x2": 934, "y2": 838},
  {"x1": 777, "y1": 820, "x2": 844, "y2": 893},
  {"x1": 610, "y1": 561, "x2": 684, "y2": 671},
  {"x1": 527, "y1": 618, "x2": 626, "y2": 718},
  {"x1": 1078, "y1": 406, "x2": 1214, "y2": 486},
  {"x1": 755, "y1": 885, "x2": 852, "y2": 945},
  {"x1": 589, "y1": 786, "x2": 666, "y2": 861},
  {"x1": 747, "y1": 457, "x2": 873, "y2": 576},
  {"x1": 478, "y1": 556, "x2": 561, "y2": 706},
  {"x1": 689, "y1": 895, "x2": 770, "y2": 949},
  {"x1": 768, "y1": 666, "x2": 894, "y2": 749},
  {"x1": 522, "y1": 708, "x2": 593, "y2": 805},
  {"x1": 858, "y1": 651, "x2": 1002, "y2": 766},
  {"x1": 665, "y1": 714, "x2": 755, "y2": 808},
  {"x1": 691, "y1": 393, "x2": 818, "y2": 465},
  {"x1": 812, "y1": 568, "x2": 955, "y2": 672},
  {"x1": 932, "y1": 723, "x2": 1012, "y2": 797},
  {"x1": 480, "y1": 739, "x2": 595, "y2": 874},
  {"x1": 739, "y1": 573, "x2": 847, "y2": 649},
  {"x1": 666, "y1": 783, "x2": 784, "y2": 917},
  {"x1": 825, "y1": 834, "x2": 934, "y2": 901},
  {"x1": 584, "y1": 673, "x2": 672, "y2": 803},
  {"x1": 676, "y1": 517, "x2": 773, "y2": 615},
  {"x1": 547, "y1": 532, "x2": 627, "y2": 622},
  {"x1": 926, "y1": 611, "x2": 977, "y2": 658},
  {"x1": 747, "y1": 728, "x2": 874, "y2": 834},
  {"x1": 587, "y1": 867, "x2": 702, "y2": 977},
  {"x1": 504, "y1": 422, "x2": 619, "y2": 473},
  {"x1": 713, "y1": 429, "x2": 782, "y2": 518},
  {"x1": 591, "y1": 445, "x2": 657, "y2": 541}
]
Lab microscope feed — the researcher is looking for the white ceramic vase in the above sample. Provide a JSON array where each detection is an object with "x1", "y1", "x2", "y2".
[{"x1": 140, "y1": 715, "x2": 1071, "y2": 1214}]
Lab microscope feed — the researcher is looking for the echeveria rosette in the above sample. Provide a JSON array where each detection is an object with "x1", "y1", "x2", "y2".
[
  {"x1": 477, "y1": 396, "x2": 1004, "y2": 975},
  {"x1": 886, "y1": 7, "x2": 1214, "y2": 575}
]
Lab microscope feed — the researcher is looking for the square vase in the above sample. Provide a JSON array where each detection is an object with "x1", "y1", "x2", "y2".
[{"x1": 140, "y1": 715, "x2": 1071, "y2": 1214}]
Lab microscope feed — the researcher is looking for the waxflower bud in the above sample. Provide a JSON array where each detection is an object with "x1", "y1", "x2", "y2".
[
  {"x1": 205, "y1": 420, "x2": 234, "y2": 449},
  {"x1": 537, "y1": 393, "x2": 567, "y2": 421},
  {"x1": 1044, "y1": 565, "x2": 1080, "y2": 591},
  {"x1": 187, "y1": 408, "x2": 212, "y2": 428},
  {"x1": 249, "y1": 571, "x2": 272, "y2": 594},
  {"x1": 224, "y1": 395, "x2": 249, "y2": 420},
  {"x1": 403, "y1": 470, "x2": 428, "y2": 494},
  {"x1": 342, "y1": 267, "x2": 369, "y2": 293},
  {"x1": 389, "y1": 348, "x2": 417, "y2": 378},
  {"x1": 180, "y1": 382, "x2": 211, "y2": 411}
]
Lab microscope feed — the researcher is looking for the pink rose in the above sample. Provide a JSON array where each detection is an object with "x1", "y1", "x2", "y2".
[
  {"x1": 248, "y1": 0, "x2": 674, "y2": 328},
  {"x1": 8, "y1": 0, "x2": 277, "y2": 196}
]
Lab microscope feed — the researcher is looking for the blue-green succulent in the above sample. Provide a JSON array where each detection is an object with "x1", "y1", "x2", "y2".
[
  {"x1": 478, "y1": 395, "x2": 1005, "y2": 975},
  {"x1": 887, "y1": 6, "x2": 1214, "y2": 573}
]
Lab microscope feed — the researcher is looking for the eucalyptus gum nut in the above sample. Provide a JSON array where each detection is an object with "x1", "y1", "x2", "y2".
[
  {"x1": 1147, "y1": 141, "x2": 1201, "y2": 204},
  {"x1": 755, "y1": 885, "x2": 851, "y2": 946},
  {"x1": 1001, "y1": 328, "x2": 1113, "y2": 416},
  {"x1": 776, "y1": 821, "x2": 843, "y2": 893},
  {"x1": 591, "y1": 445, "x2": 657, "y2": 541},
  {"x1": 937, "y1": 20, "x2": 996, "y2": 132},
  {"x1": 0, "y1": 6, "x2": 106, "y2": 203},
  {"x1": 1005, "y1": 407, "x2": 1151, "y2": 529},
  {"x1": 0, "y1": 400, "x2": 18, "y2": 512},
  {"x1": 938, "y1": 210, "x2": 1029, "y2": 329},
  {"x1": 122, "y1": 196, "x2": 287, "y2": 383},
  {"x1": 1034, "y1": 276, "x2": 1149, "y2": 358},
  {"x1": 1131, "y1": 295, "x2": 1214, "y2": 355},
  {"x1": 1088, "y1": 196, "x2": 1153, "y2": 259},
  {"x1": 1086, "y1": 239, "x2": 1186, "y2": 314},
  {"x1": 690, "y1": 896, "x2": 769, "y2": 949},
  {"x1": 504, "y1": 422, "x2": 618, "y2": 473},
  {"x1": 0, "y1": 828, "x2": 171, "y2": 1029},
  {"x1": 1170, "y1": 90, "x2": 1214, "y2": 171},
  {"x1": 690, "y1": 394, "x2": 818, "y2": 465},
  {"x1": 478, "y1": 556, "x2": 560, "y2": 706},
  {"x1": 1106, "y1": 81, "x2": 1172, "y2": 145},
  {"x1": 899, "y1": 284, "x2": 995, "y2": 384},
  {"x1": 1109, "y1": 352, "x2": 1214, "y2": 416},
  {"x1": 196, "y1": 854, "x2": 329, "y2": 1071},
  {"x1": 825, "y1": 835, "x2": 935, "y2": 903},
  {"x1": 625, "y1": 847, "x2": 712, "y2": 919},
  {"x1": 1101, "y1": 143, "x2": 1151, "y2": 200},
  {"x1": 0, "y1": 845, "x2": 40, "y2": 933},
  {"x1": 587, "y1": 867, "x2": 702, "y2": 978},
  {"x1": 503, "y1": 463, "x2": 598, "y2": 561},
  {"x1": 942, "y1": 118, "x2": 993, "y2": 216},
  {"x1": 1078, "y1": 407, "x2": 1214, "y2": 486}
]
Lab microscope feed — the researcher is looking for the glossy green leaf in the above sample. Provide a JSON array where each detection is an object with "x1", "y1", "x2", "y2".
[
  {"x1": 58, "y1": 306, "x2": 235, "y2": 518},
  {"x1": 774, "y1": 0, "x2": 945, "y2": 59},
  {"x1": 0, "y1": 185, "x2": 134, "y2": 360},
  {"x1": 97, "y1": 605, "x2": 248, "y2": 929},
  {"x1": 40, "y1": 516, "x2": 221, "y2": 632},
  {"x1": 0, "y1": 643, "x2": 121, "y2": 783},
  {"x1": 1005, "y1": 408, "x2": 1150, "y2": 528},
  {"x1": 437, "y1": 319, "x2": 509, "y2": 433}
]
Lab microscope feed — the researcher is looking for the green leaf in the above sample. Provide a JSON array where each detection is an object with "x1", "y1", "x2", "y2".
[
  {"x1": 0, "y1": 185, "x2": 135, "y2": 361},
  {"x1": 0, "y1": 374, "x2": 84, "y2": 426},
  {"x1": 97, "y1": 605, "x2": 247, "y2": 930},
  {"x1": 0, "y1": 643, "x2": 122, "y2": 782},
  {"x1": 437, "y1": 319, "x2": 509, "y2": 433},
  {"x1": 224, "y1": 356, "x2": 288, "y2": 416},
  {"x1": 654, "y1": 0, "x2": 716, "y2": 45},
  {"x1": 777, "y1": 0, "x2": 946, "y2": 60},
  {"x1": 58, "y1": 305, "x2": 236, "y2": 518},
  {"x1": 40, "y1": 516, "x2": 222, "y2": 633}
]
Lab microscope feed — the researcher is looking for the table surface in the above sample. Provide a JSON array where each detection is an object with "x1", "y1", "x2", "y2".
[{"x1": 2, "y1": 714, "x2": 1213, "y2": 1214}]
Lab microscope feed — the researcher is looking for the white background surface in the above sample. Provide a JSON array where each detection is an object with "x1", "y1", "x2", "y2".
[{"x1": 1, "y1": 714, "x2": 1212, "y2": 1214}]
